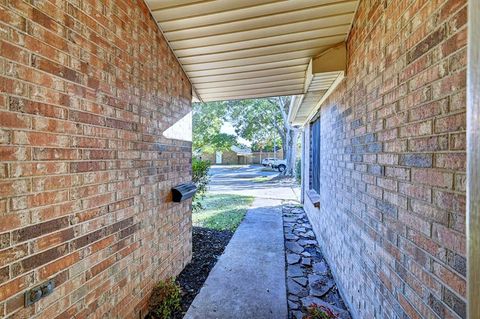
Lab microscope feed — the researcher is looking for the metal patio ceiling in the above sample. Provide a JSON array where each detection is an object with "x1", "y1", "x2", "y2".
[{"x1": 145, "y1": 0, "x2": 359, "y2": 103}]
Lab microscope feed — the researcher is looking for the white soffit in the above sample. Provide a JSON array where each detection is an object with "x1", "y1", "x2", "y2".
[
  {"x1": 145, "y1": 0, "x2": 359, "y2": 102},
  {"x1": 289, "y1": 43, "x2": 346, "y2": 125}
]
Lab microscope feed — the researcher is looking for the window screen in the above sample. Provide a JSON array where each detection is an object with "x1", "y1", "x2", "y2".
[{"x1": 310, "y1": 117, "x2": 321, "y2": 194}]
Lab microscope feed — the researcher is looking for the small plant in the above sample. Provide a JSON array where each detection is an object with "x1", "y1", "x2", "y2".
[
  {"x1": 192, "y1": 157, "x2": 211, "y2": 212},
  {"x1": 149, "y1": 278, "x2": 181, "y2": 319},
  {"x1": 303, "y1": 303, "x2": 338, "y2": 319},
  {"x1": 295, "y1": 159, "x2": 301, "y2": 184}
]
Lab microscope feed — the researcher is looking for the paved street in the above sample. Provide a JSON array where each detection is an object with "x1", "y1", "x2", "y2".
[{"x1": 207, "y1": 165, "x2": 301, "y2": 201}]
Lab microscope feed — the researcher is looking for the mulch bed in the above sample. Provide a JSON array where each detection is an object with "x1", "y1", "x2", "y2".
[
  {"x1": 147, "y1": 226, "x2": 234, "y2": 318},
  {"x1": 176, "y1": 226, "x2": 234, "y2": 316}
]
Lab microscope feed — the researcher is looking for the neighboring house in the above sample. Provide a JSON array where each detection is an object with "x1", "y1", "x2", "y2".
[{"x1": 200, "y1": 146, "x2": 253, "y2": 165}]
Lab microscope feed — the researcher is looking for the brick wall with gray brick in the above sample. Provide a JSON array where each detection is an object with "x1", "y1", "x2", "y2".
[
  {"x1": 0, "y1": 0, "x2": 192, "y2": 317},
  {"x1": 302, "y1": 0, "x2": 467, "y2": 318}
]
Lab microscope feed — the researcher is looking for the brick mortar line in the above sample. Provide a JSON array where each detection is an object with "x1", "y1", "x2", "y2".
[
  {"x1": 1, "y1": 4, "x2": 467, "y2": 105},
  {"x1": 0, "y1": 220, "x2": 140, "y2": 281},
  {"x1": 2, "y1": 239, "x2": 141, "y2": 317},
  {"x1": 0, "y1": 69, "x2": 180, "y2": 112},
  {"x1": 311, "y1": 192, "x2": 466, "y2": 311},
  {"x1": 351, "y1": 22, "x2": 466, "y2": 80},
  {"x1": 0, "y1": 2, "x2": 150, "y2": 71},
  {"x1": 350, "y1": 1, "x2": 466, "y2": 53}
]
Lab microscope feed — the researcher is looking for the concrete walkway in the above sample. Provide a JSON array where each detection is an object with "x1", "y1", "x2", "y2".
[{"x1": 184, "y1": 198, "x2": 288, "y2": 319}]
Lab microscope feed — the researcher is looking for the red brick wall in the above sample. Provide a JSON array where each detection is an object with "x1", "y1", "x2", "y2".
[
  {"x1": 0, "y1": 0, "x2": 192, "y2": 317},
  {"x1": 303, "y1": 0, "x2": 467, "y2": 318}
]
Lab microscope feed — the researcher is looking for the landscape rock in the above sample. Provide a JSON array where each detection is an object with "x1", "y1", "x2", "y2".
[
  {"x1": 308, "y1": 274, "x2": 335, "y2": 297},
  {"x1": 285, "y1": 234, "x2": 299, "y2": 240},
  {"x1": 288, "y1": 300, "x2": 300, "y2": 310},
  {"x1": 287, "y1": 264, "x2": 305, "y2": 277},
  {"x1": 302, "y1": 230, "x2": 315, "y2": 238},
  {"x1": 294, "y1": 227, "x2": 306, "y2": 233},
  {"x1": 301, "y1": 258, "x2": 312, "y2": 266},
  {"x1": 288, "y1": 279, "x2": 308, "y2": 297},
  {"x1": 298, "y1": 239, "x2": 317, "y2": 246},
  {"x1": 313, "y1": 261, "x2": 328, "y2": 275},
  {"x1": 301, "y1": 251, "x2": 312, "y2": 257},
  {"x1": 286, "y1": 241, "x2": 304, "y2": 254},
  {"x1": 292, "y1": 311, "x2": 304, "y2": 319},
  {"x1": 287, "y1": 254, "x2": 301, "y2": 264},
  {"x1": 283, "y1": 205, "x2": 351, "y2": 319},
  {"x1": 293, "y1": 277, "x2": 308, "y2": 287}
]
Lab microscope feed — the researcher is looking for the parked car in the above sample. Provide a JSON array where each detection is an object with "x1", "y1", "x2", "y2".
[
  {"x1": 261, "y1": 158, "x2": 277, "y2": 166},
  {"x1": 271, "y1": 159, "x2": 287, "y2": 172}
]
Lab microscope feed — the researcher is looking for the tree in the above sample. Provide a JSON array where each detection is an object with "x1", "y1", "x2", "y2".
[
  {"x1": 192, "y1": 101, "x2": 237, "y2": 154},
  {"x1": 225, "y1": 97, "x2": 300, "y2": 176},
  {"x1": 251, "y1": 140, "x2": 278, "y2": 152},
  {"x1": 193, "y1": 97, "x2": 300, "y2": 176}
]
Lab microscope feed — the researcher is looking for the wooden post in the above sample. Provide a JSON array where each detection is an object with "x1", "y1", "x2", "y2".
[{"x1": 467, "y1": 1, "x2": 480, "y2": 318}]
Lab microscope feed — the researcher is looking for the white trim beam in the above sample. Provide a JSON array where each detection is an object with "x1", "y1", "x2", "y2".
[{"x1": 467, "y1": 0, "x2": 480, "y2": 317}]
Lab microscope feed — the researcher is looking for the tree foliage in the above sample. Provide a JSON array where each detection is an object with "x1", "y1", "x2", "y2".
[
  {"x1": 224, "y1": 98, "x2": 285, "y2": 152},
  {"x1": 192, "y1": 101, "x2": 237, "y2": 153},
  {"x1": 251, "y1": 141, "x2": 280, "y2": 152},
  {"x1": 192, "y1": 96, "x2": 300, "y2": 176},
  {"x1": 225, "y1": 97, "x2": 299, "y2": 176}
]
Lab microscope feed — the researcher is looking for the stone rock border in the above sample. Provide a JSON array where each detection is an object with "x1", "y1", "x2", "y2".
[{"x1": 282, "y1": 205, "x2": 351, "y2": 319}]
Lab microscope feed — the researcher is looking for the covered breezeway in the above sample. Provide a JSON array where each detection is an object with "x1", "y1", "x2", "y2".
[{"x1": 0, "y1": 0, "x2": 477, "y2": 318}]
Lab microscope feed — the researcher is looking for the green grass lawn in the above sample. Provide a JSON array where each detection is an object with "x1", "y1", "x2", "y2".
[
  {"x1": 193, "y1": 194, "x2": 254, "y2": 231},
  {"x1": 251, "y1": 176, "x2": 274, "y2": 183}
]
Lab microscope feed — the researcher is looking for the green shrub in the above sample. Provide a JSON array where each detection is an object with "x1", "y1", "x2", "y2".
[
  {"x1": 296, "y1": 159, "x2": 302, "y2": 185},
  {"x1": 303, "y1": 303, "x2": 338, "y2": 319},
  {"x1": 192, "y1": 157, "x2": 211, "y2": 212},
  {"x1": 149, "y1": 278, "x2": 181, "y2": 319}
]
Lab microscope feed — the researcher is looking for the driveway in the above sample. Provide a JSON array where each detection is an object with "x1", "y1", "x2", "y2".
[{"x1": 207, "y1": 165, "x2": 300, "y2": 201}]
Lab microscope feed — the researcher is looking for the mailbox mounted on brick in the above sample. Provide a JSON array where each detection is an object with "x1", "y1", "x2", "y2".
[{"x1": 171, "y1": 183, "x2": 197, "y2": 202}]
